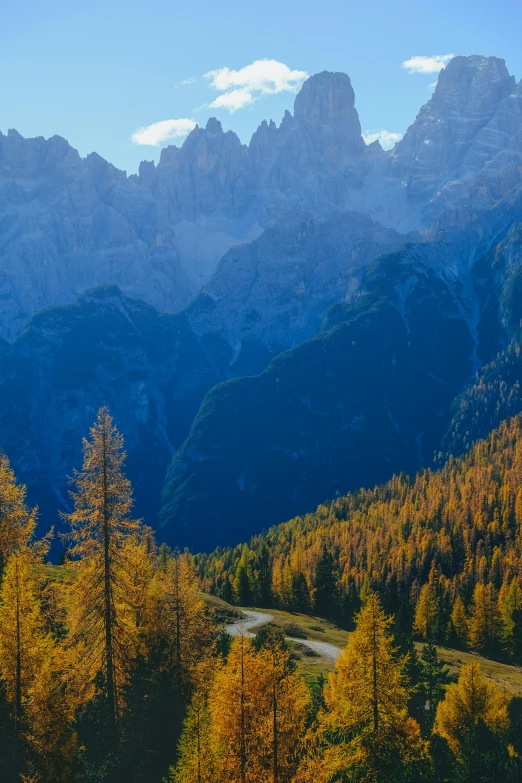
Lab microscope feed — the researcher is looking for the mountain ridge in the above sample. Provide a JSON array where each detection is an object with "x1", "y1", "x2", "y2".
[{"x1": 4, "y1": 56, "x2": 522, "y2": 340}]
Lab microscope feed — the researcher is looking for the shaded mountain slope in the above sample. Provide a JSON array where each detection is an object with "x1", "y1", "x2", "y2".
[
  {"x1": 159, "y1": 190, "x2": 522, "y2": 549},
  {"x1": 0, "y1": 285, "x2": 223, "y2": 529},
  {"x1": 159, "y1": 248, "x2": 475, "y2": 550}
]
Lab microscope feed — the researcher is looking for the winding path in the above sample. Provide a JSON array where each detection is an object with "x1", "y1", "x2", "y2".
[{"x1": 225, "y1": 609, "x2": 342, "y2": 662}]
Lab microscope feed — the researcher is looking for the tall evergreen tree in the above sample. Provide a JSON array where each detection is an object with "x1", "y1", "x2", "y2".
[
  {"x1": 62, "y1": 406, "x2": 141, "y2": 732},
  {"x1": 289, "y1": 571, "x2": 311, "y2": 614},
  {"x1": 313, "y1": 545, "x2": 337, "y2": 619},
  {"x1": 255, "y1": 543, "x2": 273, "y2": 607},
  {"x1": 233, "y1": 552, "x2": 254, "y2": 607},
  {"x1": 499, "y1": 578, "x2": 522, "y2": 657},
  {"x1": 513, "y1": 607, "x2": 522, "y2": 665},
  {"x1": 419, "y1": 642, "x2": 449, "y2": 729}
]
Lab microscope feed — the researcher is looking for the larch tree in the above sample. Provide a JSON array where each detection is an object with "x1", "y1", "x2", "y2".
[
  {"x1": 0, "y1": 549, "x2": 75, "y2": 781},
  {"x1": 0, "y1": 550, "x2": 51, "y2": 725},
  {"x1": 433, "y1": 662, "x2": 509, "y2": 779},
  {"x1": 61, "y1": 406, "x2": 141, "y2": 731},
  {"x1": 413, "y1": 582, "x2": 438, "y2": 641},
  {"x1": 499, "y1": 577, "x2": 522, "y2": 656},
  {"x1": 172, "y1": 690, "x2": 215, "y2": 783},
  {"x1": 468, "y1": 583, "x2": 502, "y2": 652},
  {"x1": 145, "y1": 549, "x2": 211, "y2": 693},
  {"x1": 257, "y1": 638, "x2": 309, "y2": 783},
  {"x1": 0, "y1": 454, "x2": 37, "y2": 577},
  {"x1": 208, "y1": 634, "x2": 267, "y2": 783},
  {"x1": 296, "y1": 592, "x2": 428, "y2": 783},
  {"x1": 451, "y1": 595, "x2": 469, "y2": 646}
]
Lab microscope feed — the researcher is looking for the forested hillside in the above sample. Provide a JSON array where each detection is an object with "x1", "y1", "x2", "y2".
[
  {"x1": 198, "y1": 414, "x2": 522, "y2": 659},
  {"x1": 445, "y1": 336, "x2": 522, "y2": 457}
]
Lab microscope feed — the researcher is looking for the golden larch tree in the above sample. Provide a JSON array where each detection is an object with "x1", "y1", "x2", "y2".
[
  {"x1": 413, "y1": 582, "x2": 438, "y2": 640},
  {"x1": 0, "y1": 453, "x2": 37, "y2": 573},
  {"x1": 0, "y1": 550, "x2": 52, "y2": 723},
  {"x1": 256, "y1": 638, "x2": 309, "y2": 783},
  {"x1": 451, "y1": 595, "x2": 469, "y2": 644},
  {"x1": 468, "y1": 582, "x2": 502, "y2": 651},
  {"x1": 0, "y1": 549, "x2": 75, "y2": 781},
  {"x1": 208, "y1": 634, "x2": 268, "y2": 783},
  {"x1": 144, "y1": 549, "x2": 212, "y2": 693},
  {"x1": 499, "y1": 577, "x2": 522, "y2": 654},
  {"x1": 171, "y1": 690, "x2": 215, "y2": 783},
  {"x1": 433, "y1": 661, "x2": 509, "y2": 755},
  {"x1": 296, "y1": 592, "x2": 427, "y2": 783},
  {"x1": 61, "y1": 406, "x2": 141, "y2": 729}
]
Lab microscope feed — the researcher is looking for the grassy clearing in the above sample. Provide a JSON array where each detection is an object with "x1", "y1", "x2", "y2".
[
  {"x1": 252, "y1": 607, "x2": 348, "y2": 648},
  {"x1": 288, "y1": 640, "x2": 336, "y2": 681},
  {"x1": 198, "y1": 591, "x2": 243, "y2": 623},
  {"x1": 425, "y1": 643, "x2": 522, "y2": 696},
  {"x1": 221, "y1": 602, "x2": 522, "y2": 693}
]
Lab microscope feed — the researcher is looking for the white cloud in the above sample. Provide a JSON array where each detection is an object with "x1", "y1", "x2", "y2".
[
  {"x1": 131, "y1": 118, "x2": 197, "y2": 146},
  {"x1": 402, "y1": 54, "x2": 454, "y2": 74},
  {"x1": 363, "y1": 129, "x2": 403, "y2": 150},
  {"x1": 176, "y1": 76, "x2": 197, "y2": 87},
  {"x1": 210, "y1": 88, "x2": 254, "y2": 111},
  {"x1": 205, "y1": 59, "x2": 308, "y2": 112},
  {"x1": 428, "y1": 81, "x2": 438, "y2": 89}
]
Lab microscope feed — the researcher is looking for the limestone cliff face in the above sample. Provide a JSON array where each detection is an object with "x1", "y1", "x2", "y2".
[
  {"x1": 391, "y1": 56, "x2": 522, "y2": 225},
  {"x1": 186, "y1": 210, "x2": 414, "y2": 372},
  {"x1": 4, "y1": 57, "x2": 522, "y2": 339},
  {"x1": 0, "y1": 130, "x2": 195, "y2": 339}
]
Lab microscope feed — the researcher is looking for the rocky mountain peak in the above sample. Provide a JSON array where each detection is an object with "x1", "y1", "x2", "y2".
[
  {"x1": 433, "y1": 55, "x2": 515, "y2": 114},
  {"x1": 288, "y1": 71, "x2": 365, "y2": 163},
  {"x1": 0, "y1": 128, "x2": 80, "y2": 178},
  {"x1": 391, "y1": 56, "x2": 518, "y2": 204},
  {"x1": 294, "y1": 71, "x2": 357, "y2": 124},
  {"x1": 205, "y1": 117, "x2": 223, "y2": 134}
]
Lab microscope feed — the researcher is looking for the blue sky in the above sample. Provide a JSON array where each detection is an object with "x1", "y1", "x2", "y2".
[{"x1": 3, "y1": 0, "x2": 522, "y2": 174}]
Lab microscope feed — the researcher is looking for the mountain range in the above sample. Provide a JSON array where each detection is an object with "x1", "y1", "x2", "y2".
[{"x1": 3, "y1": 54, "x2": 522, "y2": 549}]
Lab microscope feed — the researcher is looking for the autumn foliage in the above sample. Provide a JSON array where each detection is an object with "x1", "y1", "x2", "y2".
[{"x1": 1, "y1": 409, "x2": 522, "y2": 782}]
